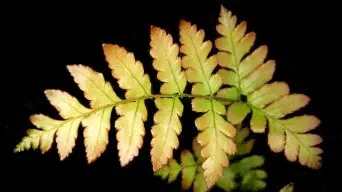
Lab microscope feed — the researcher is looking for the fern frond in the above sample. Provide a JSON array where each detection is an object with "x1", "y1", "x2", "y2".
[
  {"x1": 156, "y1": 129, "x2": 266, "y2": 192},
  {"x1": 215, "y1": 6, "x2": 322, "y2": 169},
  {"x1": 45, "y1": 90, "x2": 90, "y2": 160},
  {"x1": 150, "y1": 26, "x2": 186, "y2": 171},
  {"x1": 180, "y1": 20, "x2": 237, "y2": 187},
  {"x1": 103, "y1": 44, "x2": 151, "y2": 166},
  {"x1": 14, "y1": 5, "x2": 322, "y2": 191},
  {"x1": 67, "y1": 65, "x2": 121, "y2": 163}
]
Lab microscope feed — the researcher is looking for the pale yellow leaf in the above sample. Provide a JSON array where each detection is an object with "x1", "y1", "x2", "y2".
[
  {"x1": 67, "y1": 64, "x2": 121, "y2": 108},
  {"x1": 40, "y1": 129, "x2": 57, "y2": 154},
  {"x1": 195, "y1": 99, "x2": 236, "y2": 187},
  {"x1": 268, "y1": 115, "x2": 322, "y2": 169},
  {"x1": 247, "y1": 82, "x2": 289, "y2": 108},
  {"x1": 82, "y1": 107, "x2": 113, "y2": 163},
  {"x1": 179, "y1": 20, "x2": 221, "y2": 96},
  {"x1": 268, "y1": 118, "x2": 285, "y2": 153},
  {"x1": 217, "y1": 69, "x2": 237, "y2": 86},
  {"x1": 56, "y1": 118, "x2": 82, "y2": 160},
  {"x1": 115, "y1": 100, "x2": 147, "y2": 166},
  {"x1": 150, "y1": 26, "x2": 186, "y2": 94},
  {"x1": 250, "y1": 109, "x2": 267, "y2": 133},
  {"x1": 103, "y1": 44, "x2": 151, "y2": 98},
  {"x1": 30, "y1": 114, "x2": 61, "y2": 130},
  {"x1": 103, "y1": 43, "x2": 151, "y2": 166},
  {"x1": 264, "y1": 94, "x2": 310, "y2": 118},
  {"x1": 239, "y1": 45, "x2": 268, "y2": 78},
  {"x1": 45, "y1": 89, "x2": 90, "y2": 119},
  {"x1": 151, "y1": 98, "x2": 183, "y2": 171},
  {"x1": 240, "y1": 60, "x2": 276, "y2": 95},
  {"x1": 180, "y1": 20, "x2": 236, "y2": 187}
]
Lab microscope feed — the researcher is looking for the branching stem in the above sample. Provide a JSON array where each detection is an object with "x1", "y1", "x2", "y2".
[{"x1": 74, "y1": 93, "x2": 233, "y2": 120}]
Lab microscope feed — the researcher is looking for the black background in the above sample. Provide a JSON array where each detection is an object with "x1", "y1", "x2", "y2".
[{"x1": 1, "y1": 1, "x2": 339, "y2": 191}]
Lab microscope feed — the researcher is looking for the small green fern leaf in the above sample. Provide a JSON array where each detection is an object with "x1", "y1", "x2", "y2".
[
  {"x1": 156, "y1": 129, "x2": 266, "y2": 192},
  {"x1": 154, "y1": 158, "x2": 181, "y2": 183}
]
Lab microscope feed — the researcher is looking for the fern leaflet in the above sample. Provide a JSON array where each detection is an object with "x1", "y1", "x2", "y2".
[
  {"x1": 215, "y1": 6, "x2": 322, "y2": 169},
  {"x1": 150, "y1": 26, "x2": 186, "y2": 171},
  {"x1": 180, "y1": 20, "x2": 237, "y2": 187}
]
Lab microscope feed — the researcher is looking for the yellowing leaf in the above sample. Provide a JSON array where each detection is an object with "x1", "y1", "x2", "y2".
[
  {"x1": 44, "y1": 90, "x2": 90, "y2": 160},
  {"x1": 250, "y1": 109, "x2": 267, "y2": 133},
  {"x1": 281, "y1": 115, "x2": 320, "y2": 133},
  {"x1": 181, "y1": 150, "x2": 197, "y2": 190},
  {"x1": 192, "y1": 136, "x2": 204, "y2": 164},
  {"x1": 215, "y1": 6, "x2": 275, "y2": 95},
  {"x1": 180, "y1": 20, "x2": 221, "y2": 96},
  {"x1": 216, "y1": 87, "x2": 240, "y2": 103},
  {"x1": 268, "y1": 115, "x2": 322, "y2": 169},
  {"x1": 67, "y1": 64, "x2": 121, "y2": 108},
  {"x1": 103, "y1": 44, "x2": 151, "y2": 166},
  {"x1": 240, "y1": 60, "x2": 276, "y2": 95},
  {"x1": 56, "y1": 118, "x2": 82, "y2": 160},
  {"x1": 239, "y1": 45, "x2": 268, "y2": 78},
  {"x1": 151, "y1": 98, "x2": 183, "y2": 171},
  {"x1": 103, "y1": 44, "x2": 151, "y2": 98},
  {"x1": 30, "y1": 114, "x2": 60, "y2": 153},
  {"x1": 67, "y1": 65, "x2": 122, "y2": 163},
  {"x1": 115, "y1": 101, "x2": 147, "y2": 166},
  {"x1": 150, "y1": 26, "x2": 186, "y2": 170},
  {"x1": 227, "y1": 102, "x2": 251, "y2": 125},
  {"x1": 44, "y1": 89, "x2": 90, "y2": 119},
  {"x1": 15, "y1": 115, "x2": 64, "y2": 155},
  {"x1": 82, "y1": 107, "x2": 113, "y2": 163},
  {"x1": 268, "y1": 118, "x2": 286, "y2": 152},
  {"x1": 215, "y1": 6, "x2": 322, "y2": 170},
  {"x1": 280, "y1": 116, "x2": 322, "y2": 168},
  {"x1": 150, "y1": 26, "x2": 186, "y2": 94},
  {"x1": 264, "y1": 94, "x2": 310, "y2": 118},
  {"x1": 30, "y1": 114, "x2": 61, "y2": 130},
  {"x1": 180, "y1": 20, "x2": 236, "y2": 187},
  {"x1": 218, "y1": 69, "x2": 237, "y2": 86},
  {"x1": 195, "y1": 99, "x2": 236, "y2": 187},
  {"x1": 247, "y1": 82, "x2": 289, "y2": 108}
]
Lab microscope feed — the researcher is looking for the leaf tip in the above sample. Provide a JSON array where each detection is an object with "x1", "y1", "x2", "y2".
[
  {"x1": 179, "y1": 19, "x2": 190, "y2": 29},
  {"x1": 220, "y1": 4, "x2": 227, "y2": 13},
  {"x1": 150, "y1": 25, "x2": 160, "y2": 35}
]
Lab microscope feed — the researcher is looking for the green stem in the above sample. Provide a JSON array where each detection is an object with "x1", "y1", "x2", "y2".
[{"x1": 53, "y1": 93, "x2": 234, "y2": 127}]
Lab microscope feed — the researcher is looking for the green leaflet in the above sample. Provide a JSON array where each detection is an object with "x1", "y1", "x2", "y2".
[
  {"x1": 181, "y1": 150, "x2": 197, "y2": 190},
  {"x1": 154, "y1": 158, "x2": 181, "y2": 183},
  {"x1": 227, "y1": 102, "x2": 251, "y2": 125},
  {"x1": 156, "y1": 128, "x2": 266, "y2": 192}
]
